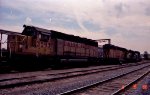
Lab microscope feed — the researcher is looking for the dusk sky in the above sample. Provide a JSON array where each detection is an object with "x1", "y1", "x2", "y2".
[{"x1": 0, "y1": 0, "x2": 150, "y2": 53}]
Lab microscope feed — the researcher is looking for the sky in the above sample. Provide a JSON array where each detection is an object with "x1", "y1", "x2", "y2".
[{"x1": 0, "y1": 0, "x2": 150, "y2": 53}]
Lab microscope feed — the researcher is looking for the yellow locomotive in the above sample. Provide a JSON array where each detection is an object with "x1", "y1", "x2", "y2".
[{"x1": 0, "y1": 25, "x2": 141, "y2": 70}]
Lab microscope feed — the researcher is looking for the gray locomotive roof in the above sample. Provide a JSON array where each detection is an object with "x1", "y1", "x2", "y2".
[
  {"x1": 0, "y1": 29, "x2": 22, "y2": 35},
  {"x1": 22, "y1": 25, "x2": 98, "y2": 46},
  {"x1": 31, "y1": 26, "x2": 51, "y2": 34},
  {"x1": 103, "y1": 44, "x2": 127, "y2": 51},
  {"x1": 23, "y1": 25, "x2": 95, "y2": 41}
]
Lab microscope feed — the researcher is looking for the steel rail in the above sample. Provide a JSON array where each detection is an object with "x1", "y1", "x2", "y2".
[
  {"x1": 112, "y1": 70, "x2": 150, "y2": 95},
  {"x1": 0, "y1": 62, "x2": 148, "y2": 90},
  {"x1": 58, "y1": 64, "x2": 150, "y2": 95}
]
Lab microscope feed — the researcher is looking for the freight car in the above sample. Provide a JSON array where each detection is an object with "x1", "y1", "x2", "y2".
[{"x1": 0, "y1": 25, "x2": 141, "y2": 70}]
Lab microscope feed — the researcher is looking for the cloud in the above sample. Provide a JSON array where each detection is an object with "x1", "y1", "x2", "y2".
[
  {"x1": 0, "y1": 0, "x2": 150, "y2": 53},
  {"x1": 82, "y1": 20, "x2": 101, "y2": 32},
  {"x1": 145, "y1": 7, "x2": 150, "y2": 16},
  {"x1": 0, "y1": 24, "x2": 23, "y2": 32},
  {"x1": 25, "y1": 17, "x2": 32, "y2": 25},
  {"x1": 105, "y1": 27, "x2": 118, "y2": 36},
  {"x1": 46, "y1": 12, "x2": 81, "y2": 30}
]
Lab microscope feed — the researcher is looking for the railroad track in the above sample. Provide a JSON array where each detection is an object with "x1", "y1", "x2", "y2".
[
  {"x1": 0, "y1": 62, "x2": 146, "y2": 90},
  {"x1": 0, "y1": 64, "x2": 127, "y2": 89},
  {"x1": 0, "y1": 61, "x2": 145, "y2": 81},
  {"x1": 112, "y1": 70, "x2": 149, "y2": 95},
  {"x1": 120, "y1": 72, "x2": 150, "y2": 95},
  {"x1": 0, "y1": 65, "x2": 118, "y2": 81},
  {"x1": 0, "y1": 62, "x2": 150, "y2": 95},
  {"x1": 0, "y1": 62, "x2": 148, "y2": 90},
  {"x1": 60, "y1": 64, "x2": 150, "y2": 95},
  {"x1": 0, "y1": 61, "x2": 146, "y2": 81}
]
